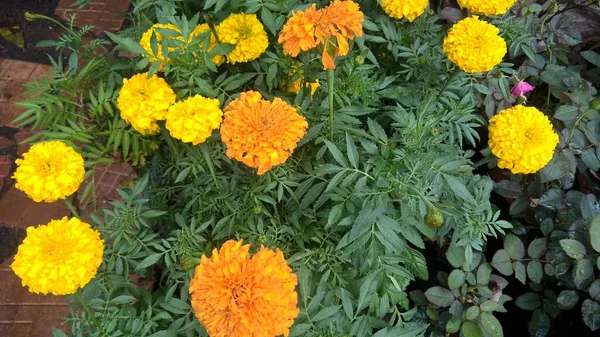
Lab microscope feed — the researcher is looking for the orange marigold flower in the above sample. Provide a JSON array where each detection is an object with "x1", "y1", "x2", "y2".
[
  {"x1": 220, "y1": 91, "x2": 308, "y2": 175},
  {"x1": 278, "y1": 1, "x2": 364, "y2": 69},
  {"x1": 278, "y1": 4, "x2": 322, "y2": 57},
  {"x1": 189, "y1": 240, "x2": 299, "y2": 337}
]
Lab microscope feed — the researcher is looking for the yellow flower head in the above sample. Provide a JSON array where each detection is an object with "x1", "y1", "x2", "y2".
[
  {"x1": 220, "y1": 91, "x2": 308, "y2": 175},
  {"x1": 379, "y1": 0, "x2": 429, "y2": 22},
  {"x1": 166, "y1": 95, "x2": 223, "y2": 145},
  {"x1": 488, "y1": 105, "x2": 559, "y2": 174},
  {"x1": 140, "y1": 23, "x2": 180, "y2": 65},
  {"x1": 191, "y1": 23, "x2": 225, "y2": 66},
  {"x1": 11, "y1": 217, "x2": 104, "y2": 295},
  {"x1": 189, "y1": 240, "x2": 299, "y2": 337},
  {"x1": 457, "y1": 0, "x2": 517, "y2": 16},
  {"x1": 216, "y1": 13, "x2": 268, "y2": 64},
  {"x1": 443, "y1": 16, "x2": 507, "y2": 73},
  {"x1": 283, "y1": 64, "x2": 320, "y2": 95},
  {"x1": 13, "y1": 141, "x2": 84, "y2": 203},
  {"x1": 117, "y1": 73, "x2": 176, "y2": 135}
]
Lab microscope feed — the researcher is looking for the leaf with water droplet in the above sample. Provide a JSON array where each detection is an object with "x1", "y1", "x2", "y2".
[
  {"x1": 559, "y1": 239, "x2": 586, "y2": 260},
  {"x1": 480, "y1": 312, "x2": 503, "y2": 337}
]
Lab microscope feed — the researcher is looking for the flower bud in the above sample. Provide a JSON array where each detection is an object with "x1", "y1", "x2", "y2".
[
  {"x1": 424, "y1": 205, "x2": 444, "y2": 228},
  {"x1": 590, "y1": 98, "x2": 600, "y2": 110}
]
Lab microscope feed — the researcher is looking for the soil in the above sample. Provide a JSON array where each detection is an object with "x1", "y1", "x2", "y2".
[
  {"x1": 0, "y1": 224, "x2": 25, "y2": 265},
  {"x1": 0, "y1": 0, "x2": 65, "y2": 64}
]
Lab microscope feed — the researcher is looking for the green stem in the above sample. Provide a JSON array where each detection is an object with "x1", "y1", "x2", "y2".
[
  {"x1": 75, "y1": 291, "x2": 104, "y2": 336},
  {"x1": 159, "y1": 123, "x2": 180, "y2": 158},
  {"x1": 327, "y1": 68, "x2": 335, "y2": 141},
  {"x1": 569, "y1": 107, "x2": 593, "y2": 140},
  {"x1": 199, "y1": 142, "x2": 220, "y2": 189},
  {"x1": 25, "y1": 13, "x2": 68, "y2": 30}
]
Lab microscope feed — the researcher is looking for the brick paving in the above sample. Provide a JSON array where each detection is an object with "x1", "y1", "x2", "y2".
[{"x1": 1, "y1": 0, "x2": 133, "y2": 336}]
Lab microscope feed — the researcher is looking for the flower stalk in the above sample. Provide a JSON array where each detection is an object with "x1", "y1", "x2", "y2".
[{"x1": 327, "y1": 68, "x2": 335, "y2": 141}]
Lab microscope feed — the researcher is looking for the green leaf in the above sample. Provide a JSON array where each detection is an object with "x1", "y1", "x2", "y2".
[
  {"x1": 527, "y1": 261, "x2": 543, "y2": 283},
  {"x1": 52, "y1": 328, "x2": 69, "y2": 337},
  {"x1": 491, "y1": 249, "x2": 513, "y2": 276},
  {"x1": 480, "y1": 312, "x2": 503, "y2": 337},
  {"x1": 559, "y1": 239, "x2": 587, "y2": 260},
  {"x1": 324, "y1": 140, "x2": 348, "y2": 167},
  {"x1": 448, "y1": 270, "x2": 465, "y2": 290},
  {"x1": 105, "y1": 32, "x2": 147, "y2": 55},
  {"x1": 581, "y1": 50, "x2": 600, "y2": 67},
  {"x1": 504, "y1": 234, "x2": 525, "y2": 260},
  {"x1": 340, "y1": 289, "x2": 354, "y2": 319},
  {"x1": 461, "y1": 321, "x2": 483, "y2": 337},
  {"x1": 514, "y1": 261, "x2": 526, "y2": 284},
  {"x1": 446, "y1": 315, "x2": 462, "y2": 333},
  {"x1": 528, "y1": 310, "x2": 550, "y2": 337},
  {"x1": 136, "y1": 253, "x2": 163, "y2": 271},
  {"x1": 346, "y1": 133, "x2": 359, "y2": 169},
  {"x1": 557, "y1": 290, "x2": 579, "y2": 310},
  {"x1": 477, "y1": 263, "x2": 492, "y2": 285},
  {"x1": 465, "y1": 306, "x2": 480, "y2": 320},
  {"x1": 590, "y1": 215, "x2": 600, "y2": 253},
  {"x1": 582, "y1": 299, "x2": 600, "y2": 331},
  {"x1": 576, "y1": 258, "x2": 594, "y2": 280},
  {"x1": 312, "y1": 305, "x2": 340, "y2": 321},
  {"x1": 443, "y1": 174, "x2": 476, "y2": 204},
  {"x1": 446, "y1": 245, "x2": 465, "y2": 268},
  {"x1": 590, "y1": 280, "x2": 600, "y2": 301},
  {"x1": 515, "y1": 292, "x2": 541, "y2": 311},
  {"x1": 425, "y1": 286, "x2": 455, "y2": 307},
  {"x1": 493, "y1": 180, "x2": 522, "y2": 199},
  {"x1": 527, "y1": 238, "x2": 547, "y2": 259},
  {"x1": 480, "y1": 300, "x2": 499, "y2": 312}
]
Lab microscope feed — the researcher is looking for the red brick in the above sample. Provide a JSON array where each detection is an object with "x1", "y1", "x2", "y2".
[
  {"x1": 29, "y1": 306, "x2": 69, "y2": 337},
  {"x1": 0, "y1": 322, "x2": 31, "y2": 337},
  {"x1": 0, "y1": 136, "x2": 14, "y2": 148},
  {"x1": 3, "y1": 61, "x2": 37, "y2": 81},
  {"x1": 19, "y1": 204, "x2": 70, "y2": 229},
  {"x1": 0, "y1": 101, "x2": 27, "y2": 128},
  {"x1": 0, "y1": 305, "x2": 18, "y2": 321},
  {"x1": 17, "y1": 143, "x2": 32, "y2": 156},
  {"x1": 0, "y1": 164, "x2": 11, "y2": 177},
  {"x1": 55, "y1": 0, "x2": 77, "y2": 10},
  {"x1": 0, "y1": 155, "x2": 12, "y2": 164},
  {"x1": 0, "y1": 192, "x2": 30, "y2": 226},
  {"x1": 28, "y1": 65, "x2": 51, "y2": 82},
  {"x1": 14, "y1": 305, "x2": 39, "y2": 321},
  {"x1": 14, "y1": 130, "x2": 34, "y2": 143},
  {"x1": 105, "y1": 0, "x2": 131, "y2": 12}
]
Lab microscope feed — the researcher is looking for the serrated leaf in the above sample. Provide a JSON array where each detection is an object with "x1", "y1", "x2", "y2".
[
  {"x1": 527, "y1": 261, "x2": 543, "y2": 283},
  {"x1": 312, "y1": 305, "x2": 340, "y2": 322},
  {"x1": 560, "y1": 239, "x2": 587, "y2": 260},
  {"x1": 448, "y1": 270, "x2": 465, "y2": 290},
  {"x1": 589, "y1": 280, "x2": 600, "y2": 301},
  {"x1": 477, "y1": 263, "x2": 492, "y2": 285},
  {"x1": 346, "y1": 133, "x2": 359, "y2": 169},
  {"x1": 557, "y1": 290, "x2": 579, "y2": 310},
  {"x1": 514, "y1": 261, "x2": 526, "y2": 284},
  {"x1": 425, "y1": 286, "x2": 455, "y2": 307},
  {"x1": 324, "y1": 140, "x2": 348, "y2": 167},
  {"x1": 527, "y1": 238, "x2": 547, "y2": 259},
  {"x1": 461, "y1": 321, "x2": 483, "y2": 337},
  {"x1": 443, "y1": 174, "x2": 476, "y2": 204},
  {"x1": 491, "y1": 249, "x2": 513, "y2": 276},
  {"x1": 480, "y1": 312, "x2": 503, "y2": 337},
  {"x1": 504, "y1": 234, "x2": 525, "y2": 259},
  {"x1": 446, "y1": 245, "x2": 465, "y2": 268},
  {"x1": 582, "y1": 299, "x2": 600, "y2": 331},
  {"x1": 590, "y1": 215, "x2": 600, "y2": 253},
  {"x1": 515, "y1": 292, "x2": 541, "y2": 310}
]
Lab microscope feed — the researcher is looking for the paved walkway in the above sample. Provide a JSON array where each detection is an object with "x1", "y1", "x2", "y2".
[{"x1": 0, "y1": 0, "x2": 131, "y2": 336}]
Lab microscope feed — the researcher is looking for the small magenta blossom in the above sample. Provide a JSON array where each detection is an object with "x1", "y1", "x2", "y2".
[{"x1": 510, "y1": 80, "x2": 535, "y2": 97}]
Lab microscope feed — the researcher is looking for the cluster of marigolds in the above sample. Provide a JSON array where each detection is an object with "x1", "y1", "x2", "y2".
[{"x1": 8, "y1": 1, "x2": 560, "y2": 336}]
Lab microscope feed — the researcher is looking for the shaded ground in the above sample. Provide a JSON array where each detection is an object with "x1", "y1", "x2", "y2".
[
  {"x1": 0, "y1": 0, "x2": 64, "y2": 64},
  {"x1": 0, "y1": 224, "x2": 24, "y2": 265}
]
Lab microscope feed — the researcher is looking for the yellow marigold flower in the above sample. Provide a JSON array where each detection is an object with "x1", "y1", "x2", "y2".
[
  {"x1": 216, "y1": 13, "x2": 268, "y2": 64},
  {"x1": 166, "y1": 95, "x2": 223, "y2": 145},
  {"x1": 140, "y1": 23, "x2": 180, "y2": 65},
  {"x1": 13, "y1": 141, "x2": 84, "y2": 203},
  {"x1": 488, "y1": 105, "x2": 559, "y2": 174},
  {"x1": 457, "y1": 0, "x2": 517, "y2": 16},
  {"x1": 189, "y1": 240, "x2": 299, "y2": 337},
  {"x1": 221, "y1": 91, "x2": 308, "y2": 175},
  {"x1": 379, "y1": 0, "x2": 429, "y2": 22},
  {"x1": 442, "y1": 16, "x2": 507, "y2": 73},
  {"x1": 191, "y1": 24, "x2": 225, "y2": 66},
  {"x1": 11, "y1": 217, "x2": 104, "y2": 295},
  {"x1": 117, "y1": 73, "x2": 176, "y2": 135},
  {"x1": 283, "y1": 64, "x2": 320, "y2": 95}
]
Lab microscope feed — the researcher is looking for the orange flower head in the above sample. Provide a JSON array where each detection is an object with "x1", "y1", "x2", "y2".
[
  {"x1": 278, "y1": 4, "x2": 321, "y2": 57},
  {"x1": 220, "y1": 91, "x2": 308, "y2": 175},
  {"x1": 321, "y1": 0, "x2": 364, "y2": 41},
  {"x1": 189, "y1": 240, "x2": 299, "y2": 337}
]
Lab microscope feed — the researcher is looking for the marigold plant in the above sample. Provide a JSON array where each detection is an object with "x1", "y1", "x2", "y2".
[
  {"x1": 378, "y1": 0, "x2": 429, "y2": 22},
  {"x1": 278, "y1": 0, "x2": 364, "y2": 69},
  {"x1": 165, "y1": 95, "x2": 223, "y2": 145},
  {"x1": 442, "y1": 16, "x2": 507, "y2": 73},
  {"x1": 189, "y1": 240, "x2": 299, "y2": 337},
  {"x1": 457, "y1": 0, "x2": 517, "y2": 16},
  {"x1": 488, "y1": 105, "x2": 559, "y2": 174},
  {"x1": 139, "y1": 23, "x2": 179, "y2": 66},
  {"x1": 283, "y1": 64, "x2": 320, "y2": 95},
  {"x1": 190, "y1": 23, "x2": 225, "y2": 66},
  {"x1": 216, "y1": 13, "x2": 268, "y2": 64},
  {"x1": 117, "y1": 72, "x2": 176, "y2": 135},
  {"x1": 11, "y1": 217, "x2": 104, "y2": 295},
  {"x1": 220, "y1": 91, "x2": 308, "y2": 175},
  {"x1": 13, "y1": 141, "x2": 84, "y2": 202}
]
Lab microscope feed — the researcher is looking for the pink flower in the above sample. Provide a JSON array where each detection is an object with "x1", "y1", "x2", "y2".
[{"x1": 510, "y1": 81, "x2": 535, "y2": 97}]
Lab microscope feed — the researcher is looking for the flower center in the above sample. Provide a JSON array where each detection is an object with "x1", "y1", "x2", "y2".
[
  {"x1": 238, "y1": 22, "x2": 253, "y2": 40},
  {"x1": 39, "y1": 162, "x2": 55, "y2": 174},
  {"x1": 231, "y1": 283, "x2": 251, "y2": 308}
]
